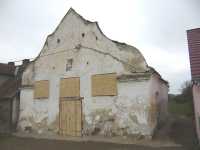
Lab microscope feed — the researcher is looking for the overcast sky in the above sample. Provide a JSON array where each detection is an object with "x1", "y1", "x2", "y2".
[{"x1": 0, "y1": 0, "x2": 200, "y2": 93}]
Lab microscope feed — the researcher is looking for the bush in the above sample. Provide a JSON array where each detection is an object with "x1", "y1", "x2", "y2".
[{"x1": 168, "y1": 81, "x2": 194, "y2": 117}]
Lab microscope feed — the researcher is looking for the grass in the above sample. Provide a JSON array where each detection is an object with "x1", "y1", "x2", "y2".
[
  {"x1": 168, "y1": 100, "x2": 194, "y2": 117},
  {"x1": 0, "y1": 134, "x2": 12, "y2": 143}
]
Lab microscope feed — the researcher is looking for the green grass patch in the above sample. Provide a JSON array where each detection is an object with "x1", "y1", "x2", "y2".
[
  {"x1": 0, "y1": 134, "x2": 12, "y2": 143},
  {"x1": 168, "y1": 100, "x2": 194, "y2": 117}
]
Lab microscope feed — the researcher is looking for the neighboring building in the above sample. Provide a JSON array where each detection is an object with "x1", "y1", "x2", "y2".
[
  {"x1": 0, "y1": 60, "x2": 29, "y2": 133},
  {"x1": 18, "y1": 8, "x2": 168, "y2": 138},
  {"x1": 0, "y1": 62, "x2": 15, "y2": 85},
  {"x1": 0, "y1": 62, "x2": 16, "y2": 133},
  {"x1": 187, "y1": 28, "x2": 200, "y2": 142}
]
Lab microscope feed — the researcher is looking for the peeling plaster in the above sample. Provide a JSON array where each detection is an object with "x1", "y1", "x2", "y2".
[{"x1": 18, "y1": 8, "x2": 168, "y2": 138}]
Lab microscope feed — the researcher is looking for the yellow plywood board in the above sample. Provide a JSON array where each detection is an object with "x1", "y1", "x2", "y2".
[
  {"x1": 34, "y1": 80, "x2": 49, "y2": 99},
  {"x1": 59, "y1": 99, "x2": 82, "y2": 136},
  {"x1": 91, "y1": 73, "x2": 117, "y2": 96},
  {"x1": 75, "y1": 100, "x2": 82, "y2": 135},
  {"x1": 60, "y1": 77, "x2": 80, "y2": 98}
]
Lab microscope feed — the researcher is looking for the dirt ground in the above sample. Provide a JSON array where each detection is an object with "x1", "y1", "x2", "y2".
[
  {"x1": 0, "y1": 136, "x2": 187, "y2": 150},
  {"x1": 153, "y1": 116, "x2": 199, "y2": 150},
  {"x1": 0, "y1": 116, "x2": 199, "y2": 150}
]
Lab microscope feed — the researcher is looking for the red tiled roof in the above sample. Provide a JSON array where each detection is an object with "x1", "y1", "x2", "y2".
[{"x1": 0, "y1": 63, "x2": 15, "y2": 76}]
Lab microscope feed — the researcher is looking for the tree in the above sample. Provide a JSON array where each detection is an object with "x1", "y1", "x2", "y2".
[{"x1": 180, "y1": 81, "x2": 193, "y2": 103}]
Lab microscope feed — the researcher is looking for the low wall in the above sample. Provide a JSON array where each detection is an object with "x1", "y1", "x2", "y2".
[{"x1": 0, "y1": 99, "x2": 12, "y2": 133}]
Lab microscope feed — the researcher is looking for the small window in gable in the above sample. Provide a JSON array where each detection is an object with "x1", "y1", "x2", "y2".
[
  {"x1": 66, "y1": 59, "x2": 73, "y2": 71},
  {"x1": 34, "y1": 80, "x2": 49, "y2": 99},
  {"x1": 82, "y1": 33, "x2": 85, "y2": 38},
  {"x1": 91, "y1": 73, "x2": 117, "y2": 96},
  {"x1": 57, "y1": 38, "x2": 60, "y2": 43}
]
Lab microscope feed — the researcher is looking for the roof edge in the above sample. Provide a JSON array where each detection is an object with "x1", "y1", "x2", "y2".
[{"x1": 149, "y1": 66, "x2": 169, "y2": 85}]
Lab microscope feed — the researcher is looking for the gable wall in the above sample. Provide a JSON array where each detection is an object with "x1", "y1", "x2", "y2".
[{"x1": 18, "y1": 10, "x2": 155, "y2": 137}]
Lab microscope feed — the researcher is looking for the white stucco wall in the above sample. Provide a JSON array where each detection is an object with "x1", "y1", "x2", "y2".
[
  {"x1": 12, "y1": 97, "x2": 19, "y2": 126},
  {"x1": 18, "y1": 8, "x2": 168, "y2": 137},
  {"x1": 147, "y1": 74, "x2": 168, "y2": 129},
  {"x1": 19, "y1": 47, "x2": 152, "y2": 136}
]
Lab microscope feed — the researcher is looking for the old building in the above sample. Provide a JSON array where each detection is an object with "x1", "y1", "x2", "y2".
[
  {"x1": 18, "y1": 8, "x2": 168, "y2": 138},
  {"x1": 0, "y1": 62, "x2": 17, "y2": 133},
  {"x1": 187, "y1": 28, "x2": 200, "y2": 142},
  {"x1": 0, "y1": 62, "x2": 15, "y2": 85},
  {"x1": 0, "y1": 60, "x2": 29, "y2": 133}
]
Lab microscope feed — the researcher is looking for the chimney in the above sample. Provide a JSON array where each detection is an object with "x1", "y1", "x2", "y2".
[
  {"x1": 22, "y1": 59, "x2": 30, "y2": 66},
  {"x1": 8, "y1": 62, "x2": 15, "y2": 66}
]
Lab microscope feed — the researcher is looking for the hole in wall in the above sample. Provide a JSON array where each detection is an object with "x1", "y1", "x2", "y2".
[
  {"x1": 57, "y1": 38, "x2": 60, "y2": 43},
  {"x1": 82, "y1": 33, "x2": 85, "y2": 38},
  {"x1": 96, "y1": 36, "x2": 98, "y2": 40}
]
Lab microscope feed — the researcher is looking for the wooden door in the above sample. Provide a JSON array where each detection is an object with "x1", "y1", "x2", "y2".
[
  {"x1": 59, "y1": 77, "x2": 82, "y2": 136},
  {"x1": 59, "y1": 99, "x2": 82, "y2": 136}
]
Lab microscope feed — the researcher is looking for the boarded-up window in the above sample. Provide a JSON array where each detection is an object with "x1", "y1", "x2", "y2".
[
  {"x1": 91, "y1": 73, "x2": 117, "y2": 96},
  {"x1": 60, "y1": 77, "x2": 80, "y2": 98},
  {"x1": 34, "y1": 80, "x2": 49, "y2": 99}
]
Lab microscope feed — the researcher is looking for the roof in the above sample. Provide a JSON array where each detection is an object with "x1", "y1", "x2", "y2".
[
  {"x1": 0, "y1": 78, "x2": 20, "y2": 99},
  {"x1": 149, "y1": 66, "x2": 169, "y2": 85},
  {"x1": 187, "y1": 28, "x2": 200, "y2": 80},
  {"x1": 0, "y1": 63, "x2": 15, "y2": 76},
  {"x1": 0, "y1": 61, "x2": 30, "y2": 100}
]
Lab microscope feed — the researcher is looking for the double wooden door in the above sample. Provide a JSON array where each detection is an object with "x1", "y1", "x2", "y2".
[
  {"x1": 59, "y1": 77, "x2": 82, "y2": 136},
  {"x1": 59, "y1": 98, "x2": 82, "y2": 136}
]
